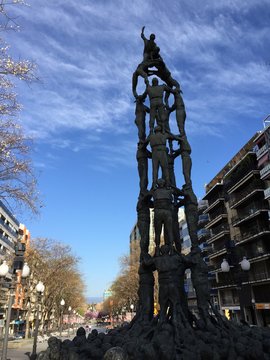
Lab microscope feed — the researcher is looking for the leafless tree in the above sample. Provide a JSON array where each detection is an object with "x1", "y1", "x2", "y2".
[{"x1": 0, "y1": 0, "x2": 39, "y2": 214}]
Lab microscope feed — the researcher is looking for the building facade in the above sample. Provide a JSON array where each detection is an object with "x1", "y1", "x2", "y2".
[
  {"x1": 202, "y1": 124, "x2": 270, "y2": 326},
  {"x1": 0, "y1": 201, "x2": 30, "y2": 334}
]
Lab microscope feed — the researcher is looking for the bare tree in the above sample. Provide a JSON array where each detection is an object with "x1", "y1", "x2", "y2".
[
  {"x1": 25, "y1": 238, "x2": 87, "y2": 332},
  {"x1": 0, "y1": 0, "x2": 39, "y2": 214}
]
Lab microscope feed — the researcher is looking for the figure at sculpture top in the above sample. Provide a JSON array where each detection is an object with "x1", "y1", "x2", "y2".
[
  {"x1": 132, "y1": 27, "x2": 180, "y2": 98},
  {"x1": 141, "y1": 26, "x2": 162, "y2": 62}
]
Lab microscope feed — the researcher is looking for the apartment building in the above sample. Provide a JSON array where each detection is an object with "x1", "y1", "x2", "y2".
[
  {"x1": 202, "y1": 123, "x2": 270, "y2": 326},
  {"x1": 0, "y1": 201, "x2": 30, "y2": 334}
]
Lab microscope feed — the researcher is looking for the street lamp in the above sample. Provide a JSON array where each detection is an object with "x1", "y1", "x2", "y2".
[
  {"x1": 59, "y1": 298, "x2": 65, "y2": 337},
  {"x1": 0, "y1": 261, "x2": 30, "y2": 360},
  {"x1": 30, "y1": 281, "x2": 45, "y2": 360},
  {"x1": 130, "y1": 304, "x2": 134, "y2": 320},
  {"x1": 67, "y1": 306, "x2": 72, "y2": 338},
  {"x1": 221, "y1": 256, "x2": 251, "y2": 322},
  {"x1": 72, "y1": 309, "x2": 76, "y2": 333}
]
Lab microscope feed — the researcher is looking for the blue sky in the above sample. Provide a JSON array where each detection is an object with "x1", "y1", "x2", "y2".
[{"x1": 6, "y1": 0, "x2": 270, "y2": 297}]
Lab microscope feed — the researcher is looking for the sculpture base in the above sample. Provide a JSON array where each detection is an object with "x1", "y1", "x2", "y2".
[{"x1": 40, "y1": 316, "x2": 270, "y2": 359}]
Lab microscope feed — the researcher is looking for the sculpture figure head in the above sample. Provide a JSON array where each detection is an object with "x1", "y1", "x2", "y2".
[
  {"x1": 152, "y1": 77, "x2": 159, "y2": 86},
  {"x1": 157, "y1": 178, "x2": 166, "y2": 188},
  {"x1": 154, "y1": 125, "x2": 161, "y2": 133},
  {"x1": 150, "y1": 33, "x2": 155, "y2": 40},
  {"x1": 48, "y1": 336, "x2": 61, "y2": 360},
  {"x1": 160, "y1": 244, "x2": 170, "y2": 255}
]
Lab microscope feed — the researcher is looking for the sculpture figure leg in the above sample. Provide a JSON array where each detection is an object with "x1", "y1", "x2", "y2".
[
  {"x1": 181, "y1": 152, "x2": 192, "y2": 186},
  {"x1": 176, "y1": 108, "x2": 186, "y2": 136},
  {"x1": 160, "y1": 152, "x2": 170, "y2": 186},
  {"x1": 138, "y1": 157, "x2": 148, "y2": 195},
  {"x1": 135, "y1": 117, "x2": 146, "y2": 141},
  {"x1": 149, "y1": 106, "x2": 157, "y2": 134}
]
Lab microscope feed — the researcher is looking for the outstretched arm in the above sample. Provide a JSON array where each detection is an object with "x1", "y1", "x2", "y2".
[{"x1": 141, "y1": 26, "x2": 146, "y2": 40}]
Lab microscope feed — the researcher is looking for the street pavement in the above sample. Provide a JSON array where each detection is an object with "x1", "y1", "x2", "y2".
[
  {"x1": 2, "y1": 331, "x2": 74, "y2": 360},
  {"x1": 2, "y1": 326, "x2": 107, "y2": 359},
  {"x1": 5, "y1": 340, "x2": 48, "y2": 360}
]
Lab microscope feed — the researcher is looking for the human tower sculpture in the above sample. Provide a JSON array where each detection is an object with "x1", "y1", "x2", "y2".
[{"x1": 133, "y1": 26, "x2": 210, "y2": 328}]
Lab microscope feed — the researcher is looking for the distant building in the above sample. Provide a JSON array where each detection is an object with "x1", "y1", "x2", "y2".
[{"x1": 202, "y1": 120, "x2": 270, "y2": 326}]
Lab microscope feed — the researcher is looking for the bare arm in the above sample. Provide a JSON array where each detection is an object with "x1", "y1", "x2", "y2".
[{"x1": 141, "y1": 26, "x2": 146, "y2": 41}]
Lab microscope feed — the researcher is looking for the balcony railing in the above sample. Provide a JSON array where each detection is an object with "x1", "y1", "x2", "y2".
[
  {"x1": 208, "y1": 240, "x2": 227, "y2": 255},
  {"x1": 198, "y1": 214, "x2": 209, "y2": 225},
  {"x1": 256, "y1": 144, "x2": 268, "y2": 159},
  {"x1": 198, "y1": 200, "x2": 208, "y2": 211},
  {"x1": 0, "y1": 217, "x2": 17, "y2": 237},
  {"x1": 206, "y1": 194, "x2": 224, "y2": 208},
  {"x1": 229, "y1": 179, "x2": 264, "y2": 207},
  {"x1": 0, "y1": 233, "x2": 14, "y2": 248},
  {"x1": 208, "y1": 206, "x2": 227, "y2": 222},
  {"x1": 210, "y1": 223, "x2": 230, "y2": 237},
  {"x1": 234, "y1": 227, "x2": 270, "y2": 243},
  {"x1": 264, "y1": 187, "x2": 270, "y2": 200},
  {"x1": 198, "y1": 228, "x2": 210, "y2": 239},
  {"x1": 250, "y1": 271, "x2": 270, "y2": 282},
  {"x1": 226, "y1": 162, "x2": 258, "y2": 192},
  {"x1": 260, "y1": 163, "x2": 270, "y2": 179},
  {"x1": 231, "y1": 203, "x2": 268, "y2": 226}
]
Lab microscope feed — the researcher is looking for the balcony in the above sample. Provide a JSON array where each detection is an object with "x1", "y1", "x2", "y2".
[
  {"x1": 204, "y1": 196, "x2": 225, "y2": 213},
  {"x1": 249, "y1": 271, "x2": 270, "y2": 283},
  {"x1": 264, "y1": 187, "x2": 270, "y2": 200},
  {"x1": 0, "y1": 218, "x2": 17, "y2": 237},
  {"x1": 256, "y1": 144, "x2": 268, "y2": 159},
  {"x1": 208, "y1": 239, "x2": 227, "y2": 255},
  {"x1": 260, "y1": 163, "x2": 270, "y2": 180},
  {"x1": 198, "y1": 200, "x2": 208, "y2": 212},
  {"x1": 207, "y1": 224, "x2": 230, "y2": 243},
  {"x1": 231, "y1": 205, "x2": 269, "y2": 227},
  {"x1": 199, "y1": 242, "x2": 211, "y2": 252},
  {"x1": 234, "y1": 227, "x2": 270, "y2": 245},
  {"x1": 197, "y1": 228, "x2": 210, "y2": 240},
  {"x1": 0, "y1": 233, "x2": 14, "y2": 249},
  {"x1": 229, "y1": 179, "x2": 264, "y2": 208},
  {"x1": 227, "y1": 170, "x2": 260, "y2": 194},
  {"x1": 206, "y1": 207, "x2": 227, "y2": 229},
  {"x1": 198, "y1": 213, "x2": 209, "y2": 225}
]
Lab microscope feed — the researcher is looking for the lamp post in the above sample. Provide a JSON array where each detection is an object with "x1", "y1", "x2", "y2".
[
  {"x1": 30, "y1": 281, "x2": 45, "y2": 360},
  {"x1": 67, "y1": 306, "x2": 72, "y2": 338},
  {"x1": 0, "y1": 260, "x2": 30, "y2": 360},
  {"x1": 59, "y1": 298, "x2": 65, "y2": 337},
  {"x1": 221, "y1": 256, "x2": 251, "y2": 322}
]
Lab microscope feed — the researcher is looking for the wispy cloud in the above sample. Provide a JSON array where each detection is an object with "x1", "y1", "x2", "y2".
[{"x1": 7, "y1": 0, "x2": 270, "y2": 151}]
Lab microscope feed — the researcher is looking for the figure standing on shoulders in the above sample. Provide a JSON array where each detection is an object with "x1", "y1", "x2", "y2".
[
  {"x1": 141, "y1": 26, "x2": 161, "y2": 62},
  {"x1": 151, "y1": 179, "x2": 174, "y2": 256},
  {"x1": 146, "y1": 126, "x2": 180, "y2": 188},
  {"x1": 146, "y1": 77, "x2": 176, "y2": 134}
]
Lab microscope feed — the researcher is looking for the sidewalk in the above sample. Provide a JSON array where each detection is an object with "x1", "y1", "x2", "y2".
[{"x1": 1, "y1": 330, "x2": 74, "y2": 359}]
